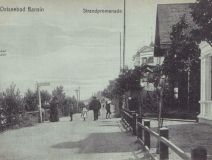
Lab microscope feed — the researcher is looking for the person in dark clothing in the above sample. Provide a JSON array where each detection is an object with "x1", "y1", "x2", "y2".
[
  {"x1": 69, "y1": 104, "x2": 74, "y2": 121},
  {"x1": 89, "y1": 96, "x2": 101, "y2": 121},
  {"x1": 106, "y1": 101, "x2": 111, "y2": 119},
  {"x1": 50, "y1": 97, "x2": 59, "y2": 122}
]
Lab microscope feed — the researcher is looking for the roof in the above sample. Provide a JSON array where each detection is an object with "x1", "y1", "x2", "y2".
[
  {"x1": 154, "y1": 3, "x2": 195, "y2": 56},
  {"x1": 133, "y1": 46, "x2": 154, "y2": 59},
  {"x1": 138, "y1": 46, "x2": 154, "y2": 54}
]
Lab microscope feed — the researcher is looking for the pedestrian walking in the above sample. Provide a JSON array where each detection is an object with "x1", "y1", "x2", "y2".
[
  {"x1": 106, "y1": 101, "x2": 111, "y2": 119},
  {"x1": 89, "y1": 96, "x2": 101, "y2": 121},
  {"x1": 41, "y1": 107, "x2": 45, "y2": 122},
  {"x1": 69, "y1": 104, "x2": 74, "y2": 121},
  {"x1": 81, "y1": 106, "x2": 88, "y2": 121}
]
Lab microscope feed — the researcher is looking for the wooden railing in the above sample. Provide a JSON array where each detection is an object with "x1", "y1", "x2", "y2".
[
  {"x1": 121, "y1": 109, "x2": 136, "y2": 135},
  {"x1": 121, "y1": 109, "x2": 208, "y2": 160}
]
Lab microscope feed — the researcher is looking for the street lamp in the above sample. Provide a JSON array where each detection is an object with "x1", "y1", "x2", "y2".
[
  {"x1": 156, "y1": 74, "x2": 166, "y2": 154},
  {"x1": 157, "y1": 75, "x2": 166, "y2": 128},
  {"x1": 37, "y1": 82, "x2": 50, "y2": 123},
  {"x1": 139, "y1": 79, "x2": 145, "y2": 117}
]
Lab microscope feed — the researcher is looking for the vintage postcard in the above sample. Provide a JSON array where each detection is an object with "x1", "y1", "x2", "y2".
[{"x1": 0, "y1": 0, "x2": 210, "y2": 159}]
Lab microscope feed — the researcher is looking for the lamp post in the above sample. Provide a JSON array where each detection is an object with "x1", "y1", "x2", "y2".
[
  {"x1": 140, "y1": 79, "x2": 145, "y2": 117},
  {"x1": 37, "y1": 82, "x2": 50, "y2": 123},
  {"x1": 156, "y1": 75, "x2": 167, "y2": 153},
  {"x1": 158, "y1": 75, "x2": 166, "y2": 128}
]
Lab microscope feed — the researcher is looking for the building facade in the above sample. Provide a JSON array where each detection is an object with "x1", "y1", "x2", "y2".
[
  {"x1": 134, "y1": 45, "x2": 164, "y2": 67},
  {"x1": 199, "y1": 41, "x2": 212, "y2": 124}
]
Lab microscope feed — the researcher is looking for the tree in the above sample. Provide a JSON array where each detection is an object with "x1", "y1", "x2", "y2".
[
  {"x1": 3, "y1": 84, "x2": 24, "y2": 124},
  {"x1": 191, "y1": 0, "x2": 212, "y2": 46},
  {"x1": 24, "y1": 89, "x2": 51, "y2": 111},
  {"x1": 52, "y1": 86, "x2": 66, "y2": 116},
  {"x1": 162, "y1": 15, "x2": 200, "y2": 112},
  {"x1": 24, "y1": 89, "x2": 37, "y2": 111},
  {"x1": 40, "y1": 90, "x2": 51, "y2": 107},
  {"x1": 63, "y1": 96, "x2": 77, "y2": 116}
]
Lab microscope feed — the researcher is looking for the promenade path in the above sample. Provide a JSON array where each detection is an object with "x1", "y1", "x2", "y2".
[{"x1": 0, "y1": 108, "x2": 144, "y2": 160}]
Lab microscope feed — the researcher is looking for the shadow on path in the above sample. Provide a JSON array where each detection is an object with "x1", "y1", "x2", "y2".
[
  {"x1": 98, "y1": 124, "x2": 119, "y2": 127},
  {"x1": 52, "y1": 132, "x2": 139, "y2": 153}
]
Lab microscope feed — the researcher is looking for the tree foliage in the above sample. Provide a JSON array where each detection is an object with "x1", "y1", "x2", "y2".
[
  {"x1": 24, "y1": 89, "x2": 37, "y2": 111},
  {"x1": 102, "y1": 67, "x2": 142, "y2": 100},
  {"x1": 162, "y1": 15, "x2": 200, "y2": 112},
  {"x1": 191, "y1": 0, "x2": 212, "y2": 45},
  {"x1": 163, "y1": 15, "x2": 200, "y2": 75},
  {"x1": 24, "y1": 89, "x2": 51, "y2": 111},
  {"x1": 52, "y1": 86, "x2": 66, "y2": 116},
  {"x1": 1, "y1": 84, "x2": 24, "y2": 124}
]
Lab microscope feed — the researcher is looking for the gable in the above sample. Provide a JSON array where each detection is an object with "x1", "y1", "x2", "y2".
[{"x1": 154, "y1": 3, "x2": 195, "y2": 56}]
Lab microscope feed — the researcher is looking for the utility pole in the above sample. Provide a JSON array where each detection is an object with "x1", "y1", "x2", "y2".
[
  {"x1": 75, "y1": 87, "x2": 80, "y2": 112},
  {"x1": 37, "y1": 85, "x2": 42, "y2": 123},
  {"x1": 123, "y1": 0, "x2": 126, "y2": 71},
  {"x1": 79, "y1": 86, "x2": 80, "y2": 102},
  {"x1": 120, "y1": 32, "x2": 122, "y2": 72},
  {"x1": 37, "y1": 82, "x2": 50, "y2": 123},
  {"x1": 75, "y1": 89, "x2": 78, "y2": 112}
]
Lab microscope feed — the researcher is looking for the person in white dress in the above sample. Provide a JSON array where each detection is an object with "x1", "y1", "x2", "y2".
[{"x1": 81, "y1": 106, "x2": 88, "y2": 121}]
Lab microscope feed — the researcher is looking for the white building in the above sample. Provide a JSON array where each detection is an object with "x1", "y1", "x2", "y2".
[
  {"x1": 198, "y1": 41, "x2": 212, "y2": 124},
  {"x1": 133, "y1": 45, "x2": 164, "y2": 67}
]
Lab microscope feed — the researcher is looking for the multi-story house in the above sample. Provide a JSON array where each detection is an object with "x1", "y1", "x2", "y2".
[{"x1": 134, "y1": 44, "x2": 164, "y2": 67}]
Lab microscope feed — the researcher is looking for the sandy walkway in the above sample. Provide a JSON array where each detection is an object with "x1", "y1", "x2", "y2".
[{"x1": 0, "y1": 108, "x2": 144, "y2": 160}]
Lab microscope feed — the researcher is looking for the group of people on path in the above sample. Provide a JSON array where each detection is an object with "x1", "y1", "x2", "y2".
[{"x1": 69, "y1": 96, "x2": 112, "y2": 121}]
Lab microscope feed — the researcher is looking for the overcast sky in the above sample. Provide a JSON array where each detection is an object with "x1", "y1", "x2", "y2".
[{"x1": 0, "y1": 0, "x2": 195, "y2": 100}]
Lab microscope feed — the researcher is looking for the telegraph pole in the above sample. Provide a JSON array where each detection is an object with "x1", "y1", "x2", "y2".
[
  {"x1": 37, "y1": 84, "x2": 42, "y2": 123},
  {"x1": 75, "y1": 89, "x2": 78, "y2": 112},
  {"x1": 79, "y1": 86, "x2": 80, "y2": 102},
  {"x1": 37, "y1": 82, "x2": 50, "y2": 123},
  {"x1": 120, "y1": 32, "x2": 122, "y2": 72},
  {"x1": 123, "y1": 0, "x2": 126, "y2": 71},
  {"x1": 75, "y1": 87, "x2": 80, "y2": 112}
]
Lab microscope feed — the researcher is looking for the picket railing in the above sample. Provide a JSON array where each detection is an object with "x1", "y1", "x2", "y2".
[
  {"x1": 121, "y1": 109, "x2": 137, "y2": 135},
  {"x1": 121, "y1": 109, "x2": 207, "y2": 160}
]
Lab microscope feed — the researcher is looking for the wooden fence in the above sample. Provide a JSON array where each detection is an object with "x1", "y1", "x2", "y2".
[{"x1": 121, "y1": 109, "x2": 207, "y2": 160}]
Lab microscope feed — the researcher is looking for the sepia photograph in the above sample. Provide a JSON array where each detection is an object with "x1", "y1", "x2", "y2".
[{"x1": 0, "y1": 0, "x2": 211, "y2": 159}]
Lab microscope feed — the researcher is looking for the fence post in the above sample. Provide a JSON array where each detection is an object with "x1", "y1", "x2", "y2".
[
  {"x1": 122, "y1": 110, "x2": 127, "y2": 128},
  {"x1": 132, "y1": 111, "x2": 136, "y2": 135},
  {"x1": 191, "y1": 146, "x2": 207, "y2": 160},
  {"x1": 137, "y1": 116, "x2": 142, "y2": 140},
  {"x1": 160, "y1": 127, "x2": 169, "y2": 160},
  {"x1": 121, "y1": 109, "x2": 123, "y2": 121},
  {"x1": 144, "y1": 120, "x2": 150, "y2": 149}
]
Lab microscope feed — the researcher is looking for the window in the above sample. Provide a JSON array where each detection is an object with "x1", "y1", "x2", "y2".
[
  {"x1": 142, "y1": 57, "x2": 147, "y2": 64},
  {"x1": 147, "y1": 57, "x2": 154, "y2": 63}
]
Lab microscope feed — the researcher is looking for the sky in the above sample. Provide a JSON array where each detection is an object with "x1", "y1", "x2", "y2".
[{"x1": 0, "y1": 0, "x2": 195, "y2": 100}]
